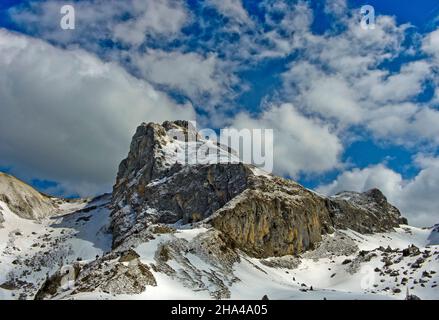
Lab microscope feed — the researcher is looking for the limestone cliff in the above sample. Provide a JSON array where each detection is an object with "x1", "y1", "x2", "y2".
[{"x1": 110, "y1": 121, "x2": 407, "y2": 258}]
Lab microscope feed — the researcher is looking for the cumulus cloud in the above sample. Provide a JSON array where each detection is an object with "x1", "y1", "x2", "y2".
[
  {"x1": 9, "y1": 0, "x2": 189, "y2": 47},
  {"x1": 279, "y1": 11, "x2": 438, "y2": 147},
  {"x1": 364, "y1": 104, "x2": 439, "y2": 146},
  {"x1": 0, "y1": 29, "x2": 196, "y2": 196},
  {"x1": 130, "y1": 49, "x2": 236, "y2": 108},
  {"x1": 230, "y1": 103, "x2": 343, "y2": 178},
  {"x1": 3, "y1": 0, "x2": 439, "y2": 231},
  {"x1": 112, "y1": 0, "x2": 189, "y2": 46},
  {"x1": 422, "y1": 28, "x2": 439, "y2": 59},
  {"x1": 324, "y1": 0, "x2": 348, "y2": 17},
  {"x1": 206, "y1": 0, "x2": 252, "y2": 25},
  {"x1": 422, "y1": 27, "x2": 439, "y2": 103},
  {"x1": 317, "y1": 157, "x2": 439, "y2": 227}
]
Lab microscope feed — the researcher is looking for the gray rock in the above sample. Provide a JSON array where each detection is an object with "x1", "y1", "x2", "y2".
[
  {"x1": 110, "y1": 121, "x2": 408, "y2": 258},
  {"x1": 329, "y1": 189, "x2": 407, "y2": 233},
  {"x1": 260, "y1": 255, "x2": 301, "y2": 269},
  {"x1": 402, "y1": 245, "x2": 421, "y2": 257}
]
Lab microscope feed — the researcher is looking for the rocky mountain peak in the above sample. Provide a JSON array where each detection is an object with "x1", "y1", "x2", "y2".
[
  {"x1": 110, "y1": 121, "x2": 408, "y2": 257},
  {"x1": 1, "y1": 122, "x2": 432, "y2": 301},
  {"x1": 364, "y1": 188, "x2": 387, "y2": 203},
  {"x1": 114, "y1": 120, "x2": 230, "y2": 189}
]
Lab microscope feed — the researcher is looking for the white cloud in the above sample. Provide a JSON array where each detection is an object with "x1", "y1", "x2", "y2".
[
  {"x1": 324, "y1": 0, "x2": 348, "y2": 17},
  {"x1": 4, "y1": 0, "x2": 439, "y2": 231},
  {"x1": 422, "y1": 28, "x2": 439, "y2": 60},
  {"x1": 9, "y1": 0, "x2": 189, "y2": 47},
  {"x1": 317, "y1": 158, "x2": 439, "y2": 227},
  {"x1": 367, "y1": 61, "x2": 431, "y2": 103},
  {"x1": 303, "y1": 75, "x2": 363, "y2": 124},
  {"x1": 230, "y1": 103, "x2": 343, "y2": 178},
  {"x1": 206, "y1": 0, "x2": 252, "y2": 25},
  {"x1": 130, "y1": 49, "x2": 234, "y2": 107},
  {"x1": 279, "y1": 10, "x2": 438, "y2": 147},
  {"x1": 422, "y1": 28, "x2": 439, "y2": 104},
  {"x1": 0, "y1": 29, "x2": 196, "y2": 196},
  {"x1": 282, "y1": 62, "x2": 363, "y2": 124},
  {"x1": 317, "y1": 164, "x2": 403, "y2": 200},
  {"x1": 365, "y1": 103, "x2": 439, "y2": 146},
  {"x1": 112, "y1": 0, "x2": 189, "y2": 46}
]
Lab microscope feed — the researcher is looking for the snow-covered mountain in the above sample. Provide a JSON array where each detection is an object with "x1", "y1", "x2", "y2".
[
  {"x1": 0, "y1": 121, "x2": 438, "y2": 300},
  {"x1": 0, "y1": 172, "x2": 61, "y2": 220}
]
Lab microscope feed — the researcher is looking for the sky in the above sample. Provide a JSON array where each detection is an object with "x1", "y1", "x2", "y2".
[{"x1": 0, "y1": 0, "x2": 439, "y2": 227}]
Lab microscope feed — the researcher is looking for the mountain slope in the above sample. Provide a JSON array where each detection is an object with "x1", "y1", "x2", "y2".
[
  {"x1": 0, "y1": 121, "x2": 437, "y2": 300},
  {"x1": 0, "y1": 172, "x2": 61, "y2": 220},
  {"x1": 0, "y1": 195, "x2": 111, "y2": 299}
]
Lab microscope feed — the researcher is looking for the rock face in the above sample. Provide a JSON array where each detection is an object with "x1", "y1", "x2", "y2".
[
  {"x1": 208, "y1": 176, "x2": 333, "y2": 257},
  {"x1": 328, "y1": 189, "x2": 408, "y2": 233},
  {"x1": 110, "y1": 121, "x2": 407, "y2": 258},
  {"x1": 35, "y1": 250, "x2": 157, "y2": 299},
  {"x1": 111, "y1": 163, "x2": 249, "y2": 247},
  {"x1": 151, "y1": 229, "x2": 240, "y2": 299},
  {"x1": 0, "y1": 172, "x2": 60, "y2": 220},
  {"x1": 110, "y1": 120, "x2": 246, "y2": 247},
  {"x1": 71, "y1": 251, "x2": 156, "y2": 295}
]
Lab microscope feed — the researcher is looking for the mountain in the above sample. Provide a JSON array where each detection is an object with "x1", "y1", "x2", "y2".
[
  {"x1": 110, "y1": 121, "x2": 406, "y2": 257},
  {"x1": 0, "y1": 190, "x2": 111, "y2": 300},
  {"x1": 0, "y1": 121, "x2": 437, "y2": 300},
  {"x1": 0, "y1": 172, "x2": 60, "y2": 220}
]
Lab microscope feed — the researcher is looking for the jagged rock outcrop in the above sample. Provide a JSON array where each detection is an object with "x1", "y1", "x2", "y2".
[
  {"x1": 0, "y1": 172, "x2": 60, "y2": 220},
  {"x1": 35, "y1": 250, "x2": 157, "y2": 299},
  {"x1": 328, "y1": 189, "x2": 408, "y2": 233},
  {"x1": 71, "y1": 250, "x2": 156, "y2": 296},
  {"x1": 208, "y1": 176, "x2": 333, "y2": 257},
  {"x1": 111, "y1": 163, "x2": 250, "y2": 247},
  {"x1": 110, "y1": 120, "x2": 247, "y2": 247},
  {"x1": 110, "y1": 121, "x2": 408, "y2": 258},
  {"x1": 35, "y1": 263, "x2": 82, "y2": 300},
  {"x1": 152, "y1": 229, "x2": 240, "y2": 299}
]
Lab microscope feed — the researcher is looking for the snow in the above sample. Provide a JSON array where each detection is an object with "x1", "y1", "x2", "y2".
[
  {"x1": 428, "y1": 225, "x2": 439, "y2": 245},
  {"x1": 135, "y1": 236, "x2": 172, "y2": 265},
  {"x1": 224, "y1": 226, "x2": 439, "y2": 300},
  {"x1": 0, "y1": 197, "x2": 112, "y2": 299},
  {"x1": 159, "y1": 134, "x2": 243, "y2": 168},
  {"x1": 174, "y1": 227, "x2": 209, "y2": 242},
  {"x1": 340, "y1": 226, "x2": 432, "y2": 251},
  {"x1": 94, "y1": 223, "x2": 431, "y2": 300},
  {"x1": 130, "y1": 225, "x2": 438, "y2": 300},
  {"x1": 50, "y1": 206, "x2": 112, "y2": 261},
  {"x1": 249, "y1": 166, "x2": 272, "y2": 178},
  {"x1": 1, "y1": 190, "x2": 438, "y2": 300}
]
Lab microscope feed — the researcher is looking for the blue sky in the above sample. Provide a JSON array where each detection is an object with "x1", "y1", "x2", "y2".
[{"x1": 0, "y1": 0, "x2": 439, "y2": 226}]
